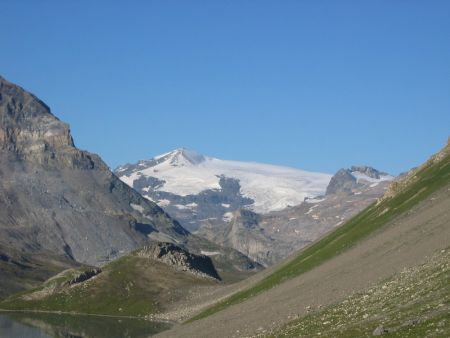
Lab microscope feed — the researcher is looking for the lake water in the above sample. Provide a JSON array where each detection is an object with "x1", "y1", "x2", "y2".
[{"x1": 0, "y1": 312, "x2": 172, "y2": 338}]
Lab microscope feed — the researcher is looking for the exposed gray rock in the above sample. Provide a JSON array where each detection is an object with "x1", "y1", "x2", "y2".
[
  {"x1": 0, "y1": 76, "x2": 259, "y2": 286},
  {"x1": 326, "y1": 169, "x2": 357, "y2": 195},
  {"x1": 402, "y1": 319, "x2": 419, "y2": 327},
  {"x1": 350, "y1": 165, "x2": 388, "y2": 179},
  {"x1": 131, "y1": 174, "x2": 254, "y2": 232},
  {"x1": 137, "y1": 242, "x2": 221, "y2": 280},
  {"x1": 66, "y1": 268, "x2": 102, "y2": 286},
  {"x1": 196, "y1": 168, "x2": 393, "y2": 266},
  {"x1": 326, "y1": 166, "x2": 392, "y2": 196},
  {"x1": 118, "y1": 153, "x2": 393, "y2": 267},
  {"x1": 373, "y1": 325, "x2": 389, "y2": 335}
]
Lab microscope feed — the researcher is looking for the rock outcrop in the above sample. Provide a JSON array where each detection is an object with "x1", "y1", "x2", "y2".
[
  {"x1": 326, "y1": 169, "x2": 358, "y2": 195},
  {"x1": 66, "y1": 268, "x2": 102, "y2": 286},
  {"x1": 136, "y1": 242, "x2": 221, "y2": 280}
]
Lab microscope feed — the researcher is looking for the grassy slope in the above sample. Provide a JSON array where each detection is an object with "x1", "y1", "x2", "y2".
[
  {"x1": 0, "y1": 253, "x2": 216, "y2": 317},
  {"x1": 0, "y1": 247, "x2": 80, "y2": 300},
  {"x1": 265, "y1": 248, "x2": 450, "y2": 337},
  {"x1": 190, "y1": 145, "x2": 450, "y2": 322}
]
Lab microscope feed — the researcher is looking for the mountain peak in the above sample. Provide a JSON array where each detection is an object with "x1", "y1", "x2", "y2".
[
  {"x1": 326, "y1": 165, "x2": 394, "y2": 195},
  {"x1": 350, "y1": 165, "x2": 389, "y2": 179},
  {"x1": 157, "y1": 148, "x2": 206, "y2": 166},
  {"x1": 0, "y1": 75, "x2": 75, "y2": 155}
]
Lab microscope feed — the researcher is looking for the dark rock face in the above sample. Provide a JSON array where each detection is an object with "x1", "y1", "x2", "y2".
[
  {"x1": 137, "y1": 242, "x2": 221, "y2": 280},
  {"x1": 0, "y1": 76, "x2": 101, "y2": 170},
  {"x1": 0, "y1": 76, "x2": 188, "y2": 267},
  {"x1": 326, "y1": 166, "x2": 392, "y2": 196},
  {"x1": 326, "y1": 169, "x2": 357, "y2": 195},
  {"x1": 350, "y1": 165, "x2": 388, "y2": 179},
  {"x1": 130, "y1": 174, "x2": 254, "y2": 232},
  {"x1": 66, "y1": 268, "x2": 102, "y2": 286}
]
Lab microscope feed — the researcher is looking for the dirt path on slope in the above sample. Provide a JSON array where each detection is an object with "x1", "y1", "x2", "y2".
[{"x1": 155, "y1": 185, "x2": 450, "y2": 338}]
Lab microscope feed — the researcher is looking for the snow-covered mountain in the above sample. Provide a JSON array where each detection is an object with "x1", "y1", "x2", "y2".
[
  {"x1": 116, "y1": 149, "x2": 395, "y2": 265},
  {"x1": 116, "y1": 148, "x2": 332, "y2": 213}
]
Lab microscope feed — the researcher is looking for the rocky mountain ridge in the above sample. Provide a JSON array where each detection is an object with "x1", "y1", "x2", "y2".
[{"x1": 0, "y1": 76, "x2": 258, "y2": 298}]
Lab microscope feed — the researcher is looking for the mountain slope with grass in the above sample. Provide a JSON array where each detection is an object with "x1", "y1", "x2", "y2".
[
  {"x1": 0, "y1": 243, "x2": 80, "y2": 300},
  {"x1": 0, "y1": 242, "x2": 220, "y2": 318},
  {"x1": 154, "y1": 139, "x2": 450, "y2": 338}
]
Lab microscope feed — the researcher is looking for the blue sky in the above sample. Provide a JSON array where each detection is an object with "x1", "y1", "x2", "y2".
[{"x1": 1, "y1": 1, "x2": 449, "y2": 174}]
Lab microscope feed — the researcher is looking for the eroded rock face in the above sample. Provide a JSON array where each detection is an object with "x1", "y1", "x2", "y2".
[
  {"x1": 0, "y1": 77, "x2": 73, "y2": 150},
  {"x1": 326, "y1": 169, "x2": 357, "y2": 195},
  {"x1": 350, "y1": 166, "x2": 388, "y2": 179},
  {"x1": 137, "y1": 242, "x2": 221, "y2": 280},
  {"x1": 0, "y1": 76, "x2": 108, "y2": 170},
  {"x1": 0, "y1": 76, "x2": 188, "y2": 267}
]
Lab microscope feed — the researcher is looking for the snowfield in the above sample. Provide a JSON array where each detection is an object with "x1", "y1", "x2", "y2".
[{"x1": 118, "y1": 148, "x2": 333, "y2": 213}]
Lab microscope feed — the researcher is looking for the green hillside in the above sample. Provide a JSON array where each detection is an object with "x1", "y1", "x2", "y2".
[
  {"x1": 1, "y1": 251, "x2": 216, "y2": 317},
  {"x1": 267, "y1": 248, "x2": 450, "y2": 337},
  {"x1": 190, "y1": 142, "x2": 450, "y2": 322}
]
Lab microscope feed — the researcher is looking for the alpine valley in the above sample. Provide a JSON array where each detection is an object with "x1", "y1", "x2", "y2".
[
  {"x1": 0, "y1": 76, "x2": 449, "y2": 338},
  {"x1": 0, "y1": 76, "x2": 259, "y2": 300}
]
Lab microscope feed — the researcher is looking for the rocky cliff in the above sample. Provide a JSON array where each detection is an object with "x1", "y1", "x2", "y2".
[
  {"x1": 0, "y1": 78, "x2": 183, "y2": 263},
  {"x1": 0, "y1": 76, "x2": 259, "y2": 298}
]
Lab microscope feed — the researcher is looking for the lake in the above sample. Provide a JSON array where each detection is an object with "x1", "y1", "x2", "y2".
[{"x1": 0, "y1": 312, "x2": 172, "y2": 338}]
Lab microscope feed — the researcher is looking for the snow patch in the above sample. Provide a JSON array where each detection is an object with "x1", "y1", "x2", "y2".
[
  {"x1": 305, "y1": 204, "x2": 319, "y2": 215},
  {"x1": 223, "y1": 212, "x2": 234, "y2": 222},
  {"x1": 352, "y1": 171, "x2": 394, "y2": 184},
  {"x1": 201, "y1": 250, "x2": 221, "y2": 256},
  {"x1": 158, "y1": 199, "x2": 171, "y2": 207},
  {"x1": 130, "y1": 203, "x2": 144, "y2": 213},
  {"x1": 142, "y1": 194, "x2": 155, "y2": 202}
]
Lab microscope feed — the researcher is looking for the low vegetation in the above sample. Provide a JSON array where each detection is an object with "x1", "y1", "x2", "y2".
[
  {"x1": 190, "y1": 145, "x2": 450, "y2": 322},
  {"x1": 0, "y1": 253, "x2": 216, "y2": 317},
  {"x1": 261, "y1": 248, "x2": 450, "y2": 337},
  {"x1": 0, "y1": 248, "x2": 79, "y2": 300}
]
